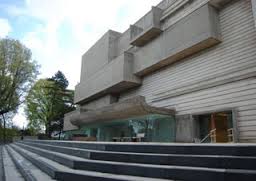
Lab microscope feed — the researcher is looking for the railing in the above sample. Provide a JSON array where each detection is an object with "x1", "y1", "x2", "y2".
[
  {"x1": 210, "y1": 129, "x2": 216, "y2": 143},
  {"x1": 200, "y1": 129, "x2": 216, "y2": 143},
  {"x1": 228, "y1": 128, "x2": 234, "y2": 142}
]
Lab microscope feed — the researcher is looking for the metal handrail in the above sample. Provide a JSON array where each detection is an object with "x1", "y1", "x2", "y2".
[
  {"x1": 200, "y1": 129, "x2": 216, "y2": 143},
  {"x1": 227, "y1": 128, "x2": 234, "y2": 142}
]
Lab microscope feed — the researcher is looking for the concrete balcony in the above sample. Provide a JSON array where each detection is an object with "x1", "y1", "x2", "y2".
[
  {"x1": 74, "y1": 52, "x2": 141, "y2": 104},
  {"x1": 133, "y1": 3, "x2": 222, "y2": 76},
  {"x1": 130, "y1": 6, "x2": 163, "y2": 47},
  {"x1": 210, "y1": 0, "x2": 233, "y2": 9}
]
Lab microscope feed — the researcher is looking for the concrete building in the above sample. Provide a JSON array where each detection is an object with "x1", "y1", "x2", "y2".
[{"x1": 64, "y1": 0, "x2": 256, "y2": 143}]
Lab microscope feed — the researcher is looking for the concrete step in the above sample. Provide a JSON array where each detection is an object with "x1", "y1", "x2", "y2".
[
  {"x1": 14, "y1": 142, "x2": 256, "y2": 181},
  {"x1": 22, "y1": 140, "x2": 256, "y2": 156},
  {"x1": 0, "y1": 145, "x2": 5, "y2": 181},
  {"x1": 5, "y1": 145, "x2": 55, "y2": 181},
  {"x1": 20, "y1": 141, "x2": 256, "y2": 170},
  {"x1": 10, "y1": 144, "x2": 171, "y2": 181},
  {"x1": 2, "y1": 146, "x2": 24, "y2": 181}
]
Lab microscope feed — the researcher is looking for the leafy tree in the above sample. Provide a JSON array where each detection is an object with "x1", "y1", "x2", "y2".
[
  {"x1": 25, "y1": 71, "x2": 75, "y2": 138},
  {"x1": 49, "y1": 71, "x2": 75, "y2": 138},
  {"x1": 0, "y1": 38, "x2": 39, "y2": 143},
  {"x1": 50, "y1": 70, "x2": 69, "y2": 89},
  {"x1": 25, "y1": 79, "x2": 53, "y2": 135}
]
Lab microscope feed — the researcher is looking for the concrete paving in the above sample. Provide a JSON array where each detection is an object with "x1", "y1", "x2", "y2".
[
  {"x1": 2, "y1": 146, "x2": 24, "y2": 181},
  {"x1": 2, "y1": 140, "x2": 256, "y2": 180},
  {"x1": 18, "y1": 141, "x2": 256, "y2": 170},
  {"x1": 0, "y1": 145, "x2": 5, "y2": 181},
  {"x1": 6, "y1": 145, "x2": 55, "y2": 181},
  {"x1": 24, "y1": 140, "x2": 256, "y2": 156},
  {"x1": 13, "y1": 141, "x2": 256, "y2": 181},
  {"x1": 11, "y1": 144, "x2": 171, "y2": 181}
]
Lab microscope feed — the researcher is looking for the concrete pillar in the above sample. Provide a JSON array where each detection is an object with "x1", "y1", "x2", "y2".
[
  {"x1": 251, "y1": 0, "x2": 256, "y2": 28},
  {"x1": 175, "y1": 114, "x2": 197, "y2": 143}
]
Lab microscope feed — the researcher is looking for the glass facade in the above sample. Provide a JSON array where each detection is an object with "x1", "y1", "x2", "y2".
[{"x1": 64, "y1": 114, "x2": 176, "y2": 142}]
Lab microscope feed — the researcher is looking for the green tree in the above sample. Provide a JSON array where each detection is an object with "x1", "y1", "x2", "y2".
[
  {"x1": 0, "y1": 38, "x2": 39, "y2": 143},
  {"x1": 25, "y1": 71, "x2": 75, "y2": 138},
  {"x1": 49, "y1": 71, "x2": 75, "y2": 139},
  {"x1": 50, "y1": 70, "x2": 69, "y2": 89}
]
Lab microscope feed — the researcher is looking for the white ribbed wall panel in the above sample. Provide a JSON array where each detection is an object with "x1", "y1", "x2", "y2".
[{"x1": 120, "y1": 0, "x2": 256, "y2": 142}]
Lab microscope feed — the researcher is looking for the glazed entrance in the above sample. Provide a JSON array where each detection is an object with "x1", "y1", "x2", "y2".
[
  {"x1": 195, "y1": 111, "x2": 234, "y2": 143},
  {"x1": 65, "y1": 114, "x2": 176, "y2": 142}
]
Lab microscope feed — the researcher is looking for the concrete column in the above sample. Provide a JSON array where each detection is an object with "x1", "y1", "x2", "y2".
[
  {"x1": 175, "y1": 114, "x2": 197, "y2": 143},
  {"x1": 251, "y1": 0, "x2": 256, "y2": 28}
]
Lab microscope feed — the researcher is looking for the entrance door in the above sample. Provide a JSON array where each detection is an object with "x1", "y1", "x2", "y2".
[
  {"x1": 197, "y1": 111, "x2": 233, "y2": 143},
  {"x1": 210, "y1": 113, "x2": 229, "y2": 143}
]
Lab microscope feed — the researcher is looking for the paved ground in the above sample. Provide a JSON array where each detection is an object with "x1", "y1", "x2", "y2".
[
  {"x1": 0, "y1": 146, "x2": 2, "y2": 179},
  {"x1": 0, "y1": 145, "x2": 4, "y2": 181},
  {"x1": 2, "y1": 146, "x2": 24, "y2": 181}
]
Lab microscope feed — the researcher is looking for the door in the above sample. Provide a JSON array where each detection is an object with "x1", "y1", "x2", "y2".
[{"x1": 210, "y1": 113, "x2": 228, "y2": 143}]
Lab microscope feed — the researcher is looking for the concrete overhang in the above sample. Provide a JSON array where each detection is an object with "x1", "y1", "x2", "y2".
[
  {"x1": 74, "y1": 52, "x2": 141, "y2": 104},
  {"x1": 209, "y1": 0, "x2": 233, "y2": 9},
  {"x1": 133, "y1": 3, "x2": 222, "y2": 76},
  {"x1": 70, "y1": 96, "x2": 175, "y2": 126},
  {"x1": 130, "y1": 6, "x2": 163, "y2": 47}
]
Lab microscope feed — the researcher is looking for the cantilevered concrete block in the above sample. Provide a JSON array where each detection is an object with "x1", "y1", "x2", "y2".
[
  {"x1": 130, "y1": 6, "x2": 163, "y2": 47},
  {"x1": 209, "y1": 0, "x2": 233, "y2": 9},
  {"x1": 80, "y1": 30, "x2": 121, "y2": 82},
  {"x1": 75, "y1": 52, "x2": 141, "y2": 104},
  {"x1": 133, "y1": 3, "x2": 222, "y2": 76}
]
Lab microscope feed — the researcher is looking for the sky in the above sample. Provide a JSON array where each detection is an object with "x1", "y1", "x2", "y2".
[{"x1": 0, "y1": 0, "x2": 161, "y2": 128}]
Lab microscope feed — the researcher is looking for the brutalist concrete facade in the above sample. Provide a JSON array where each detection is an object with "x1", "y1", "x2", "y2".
[{"x1": 64, "y1": 0, "x2": 256, "y2": 143}]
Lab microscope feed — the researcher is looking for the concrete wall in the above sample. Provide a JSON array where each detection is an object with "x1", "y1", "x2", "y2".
[
  {"x1": 76, "y1": 0, "x2": 223, "y2": 103},
  {"x1": 64, "y1": 111, "x2": 79, "y2": 131},
  {"x1": 119, "y1": 0, "x2": 256, "y2": 142},
  {"x1": 81, "y1": 95, "x2": 116, "y2": 110},
  {"x1": 80, "y1": 30, "x2": 121, "y2": 82},
  {"x1": 175, "y1": 115, "x2": 197, "y2": 143},
  {"x1": 251, "y1": 0, "x2": 256, "y2": 27},
  {"x1": 69, "y1": 0, "x2": 256, "y2": 142}
]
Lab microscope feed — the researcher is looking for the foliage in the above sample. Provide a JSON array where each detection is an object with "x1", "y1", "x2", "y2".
[
  {"x1": 0, "y1": 126, "x2": 20, "y2": 143},
  {"x1": 50, "y1": 70, "x2": 69, "y2": 89},
  {"x1": 25, "y1": 71, "x2": 75, "y2": 137},
  {"x1": 0, "y1": 38, "x2": 39, "y2": 143},
  {"x1": 0, "y1": 38, "x2": 39, "y2": 116}
]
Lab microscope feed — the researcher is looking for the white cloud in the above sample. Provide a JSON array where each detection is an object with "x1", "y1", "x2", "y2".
[
  {"x1": 12, "y1": 108, "x2": 27, "y2": 129},
  {"x1": 8, "y1": 0, "x2": 161, "y2": 128},
  {"x1": 17, "y1": 0, "x2": 161, "y2": 86},
  {"x1": 0, "y1": 18, "x2": 11, "y2": 37}
]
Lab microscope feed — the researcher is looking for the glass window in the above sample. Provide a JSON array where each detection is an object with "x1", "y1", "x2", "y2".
[{"x1": 79, "y1": 114, "x2": 176, "y2": 142}]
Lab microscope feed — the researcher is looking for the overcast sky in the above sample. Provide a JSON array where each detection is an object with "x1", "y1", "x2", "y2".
[{"x1": 0, "y1": 0, "x2": 161, "y2": 128}]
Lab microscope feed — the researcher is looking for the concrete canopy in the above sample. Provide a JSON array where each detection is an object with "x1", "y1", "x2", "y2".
[{"x1": 70, "y1": 96, "x2": 175, "y2": 126}]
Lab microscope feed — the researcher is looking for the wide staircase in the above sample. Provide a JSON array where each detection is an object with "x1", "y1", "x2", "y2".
[{"x1": 1, "y1": 140, "x2": 256, "y2": 181}]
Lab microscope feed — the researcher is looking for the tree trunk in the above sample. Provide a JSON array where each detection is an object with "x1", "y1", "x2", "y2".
[
  {"x1": 1, "y1": 114, "x2": 6, "y2": 144},
  {"x1": 58, "y1": 130, "x2": 61, "y2": 140},
  {"x1": 48, "y1": 121, "x2": 51, "y2": 139}
]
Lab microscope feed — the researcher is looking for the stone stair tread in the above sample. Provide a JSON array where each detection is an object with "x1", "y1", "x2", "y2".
[
  {"x1": 0, "y1": 145, "x2": 4, "y2": 181},
  {"x1": 2, "y1": 146, "x2": 24, "y2": 181},
  {"x1": 6, "y1": 145, "x2": 55, "y2": 181},
  {"x1": 15, "y1": 142, "x2": 256, "y2": 174},
  {"x1": 24, "y1": 140, "x2": 256, "y2": 146},
  {"x1": 16, "y1": 142, "x2": 222, "y2": 171},
  {"x1": 21, "y1": 141, "x2": 256, "y2": 159},
  {"x1": 11, "y1": 144, "x2": 172, "y2": 181},
  {"x1": 23, "y1": 140, "x2": 256, "y2": 156}
]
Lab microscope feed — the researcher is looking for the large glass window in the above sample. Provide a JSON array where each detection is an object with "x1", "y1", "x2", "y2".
[{"x1": 73, "y1": 114, "x2": 175, "y2": 142}]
